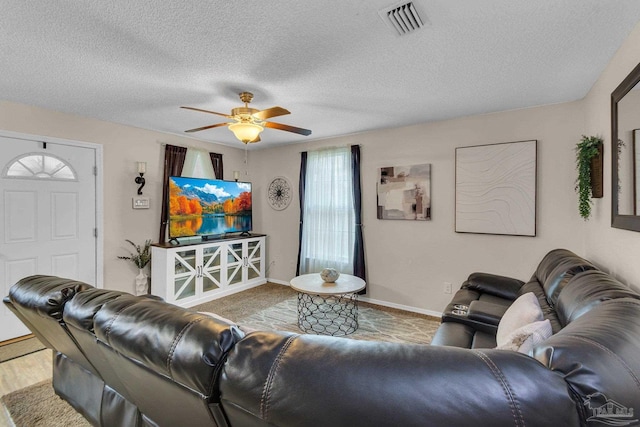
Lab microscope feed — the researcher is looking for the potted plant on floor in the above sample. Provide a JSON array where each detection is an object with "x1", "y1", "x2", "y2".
[
  {"x1": 118, "y1": 239, "x2": 152, "y2": 295},
  {"x1": 575, "y1": 135, "x2": 603, "y2": 220}
]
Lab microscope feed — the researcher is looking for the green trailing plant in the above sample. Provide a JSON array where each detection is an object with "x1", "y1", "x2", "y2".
[
  {"x1": 117, "y1": 239, "x2": 152, "y2": 269},
  {"x1": 575, "y1": 135, "x2": 603, "y2": 220}
]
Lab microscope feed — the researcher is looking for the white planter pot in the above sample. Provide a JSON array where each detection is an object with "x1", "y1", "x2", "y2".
[{"x1": 135, "y1": 269, "x2": 148, "y2": 295}]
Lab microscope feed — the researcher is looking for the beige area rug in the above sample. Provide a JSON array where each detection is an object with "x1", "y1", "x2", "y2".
[
  {"x1": 2, "y1": 283, "x2": 440, "y2": 426},
  {"x1": 2, "y1": 380, "x2": 89, "y2": 427},
  {"x1": 192, "y1": 282, "x2": 441, "y2": 344},
  {"x1": 0, "y1": 337, "x2": 46, "y2": 363}
]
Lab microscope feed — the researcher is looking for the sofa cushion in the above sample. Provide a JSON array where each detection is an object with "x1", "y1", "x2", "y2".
[
  {"x1": 430, "y1": 321, "x2": 496, "y2": 349},
  {"x1": 64, "y1": 288, "x2": 128, "y2": 333},
  {"x1": 221, "y1": 331, "x2": 580, "y2": 427},
  {"x1": 533, "y1": 298, "x2": 640, "y2": 419},
  {"x1": 471, "y1": 330, "x2": 498, "y2": 349},
  {"x1": 518, "y1": 281, "x2": 563, "y2": 333},
  {"x1": 533, "y1": 248, "x2": 596, "y2": 307},
  {"x1": 497, "y1": 319, "x2": 552, "y2": 354},
  {"x1": 556, "y1": 270, "x2": 640, "y2": 326},
  {"x1": 8, "y1": 274, "x2": 92, "y2": 320},
  {"x1": 5, "y1": 275, "x2": 95, "y2": 373},
  {"x1": 496, "y1": 292, "x2": 543, "y2": 344},
  {"x1": 94, "y1": 296, "x2": 245, "y2": 396}
]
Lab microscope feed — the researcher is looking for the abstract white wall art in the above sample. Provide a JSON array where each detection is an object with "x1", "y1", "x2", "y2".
[
  {"x1": 455, "y1": 140, "x2": 537, "y2": 236},
  {"x1": 377, "y1": 163, "x2": 431, "y2": 220}
]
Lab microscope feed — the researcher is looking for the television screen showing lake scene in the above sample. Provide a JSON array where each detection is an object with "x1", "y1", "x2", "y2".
[{"x1": 168, "y1": 176, "x2": 252, "y2": 238}]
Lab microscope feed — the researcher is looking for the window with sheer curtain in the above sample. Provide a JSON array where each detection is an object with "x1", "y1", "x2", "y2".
[{"x1": 299, "y1": 147, "x2": 355, "y2": 273}]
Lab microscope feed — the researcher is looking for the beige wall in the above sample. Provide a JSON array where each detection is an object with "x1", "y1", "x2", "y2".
[
  {"x1": 583, "y1": 21, "x2": 640, "y2": 288},
  {"x1": 253, "y1": 100, "x2": 586, "y2": 314},
  {"x1": 0, "y1": 100, "x2": 248, "y2": 293}
]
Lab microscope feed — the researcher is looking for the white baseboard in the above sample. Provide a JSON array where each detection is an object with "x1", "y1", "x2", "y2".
[
  {"x1": 266, "y1": 278, "x2": 290, "y2": 286},
  {"x1": 359, "y1": 296, "x2": 442, "y2": 318},
  {"x1": 266, "y1": 278, "x2": 442, "y2": 318}
]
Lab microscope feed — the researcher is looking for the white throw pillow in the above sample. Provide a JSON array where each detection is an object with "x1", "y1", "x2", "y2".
[
  {"x1": 496, "y1": 292, "x2": 544, "y2": 345},
  {"x1": 496, "y1": 319, "x2": 552, "y2": 354}
]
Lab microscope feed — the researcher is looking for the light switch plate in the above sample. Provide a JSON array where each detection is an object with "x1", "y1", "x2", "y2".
[{"x1": 132, "y1": 197, "x2": 150, "y2": 209}]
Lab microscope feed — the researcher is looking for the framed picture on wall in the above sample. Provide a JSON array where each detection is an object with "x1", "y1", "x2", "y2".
[
  {"x1": 455, "y1": 140, "x2": 537, "y2": 236},
  {"x1": 377, "y1": 163, "x2": 431, "y2": 220}
]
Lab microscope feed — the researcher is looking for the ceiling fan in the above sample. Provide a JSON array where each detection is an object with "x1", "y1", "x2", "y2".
[{"x1": 181, "y1": 92, "x2": 312, "y2": 144}]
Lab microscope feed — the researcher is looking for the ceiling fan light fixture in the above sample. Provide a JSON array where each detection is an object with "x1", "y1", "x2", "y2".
[
  {"x1": 182, "y1": 91, "x2": 311, "y2": 142},
  {"x1": 228, "y1": 122, "x2": 264, "y2": 143}
]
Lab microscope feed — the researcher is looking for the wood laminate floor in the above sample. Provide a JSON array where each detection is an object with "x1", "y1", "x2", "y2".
[{"x1": 0, "y1": 349, "x2": 52, "y2": 426}]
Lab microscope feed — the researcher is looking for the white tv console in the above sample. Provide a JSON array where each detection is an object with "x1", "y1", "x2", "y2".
[{"x1": 151, "y1": 234, "x2": 266, "y2": 308}]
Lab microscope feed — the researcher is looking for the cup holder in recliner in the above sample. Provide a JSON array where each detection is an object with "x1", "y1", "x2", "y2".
[{"x1": 451, "y1": 304, "x2": 469, "y2": 316}]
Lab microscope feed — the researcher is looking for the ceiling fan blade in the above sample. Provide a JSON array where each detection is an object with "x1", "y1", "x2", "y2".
[
  {"x1": 181, "y1": 106, "x2": 232, "y2": 118},
  {"x1": 184, "y1": 122, "x2": 231, "y2": 133},
  {"x1": 252, "y1": 106, "x2": 290, "y2": 121},
  {"x1": 264, "y1": 121, "x2": 312, "y2": 136}
]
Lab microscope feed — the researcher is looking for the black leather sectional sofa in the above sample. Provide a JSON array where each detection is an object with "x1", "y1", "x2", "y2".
[
  {"x1": 431, "y1": 248, "x2": 600, "y2": 348},
  {"x1": 4, "y1": 249, "x2": 640, "y2": 426}
]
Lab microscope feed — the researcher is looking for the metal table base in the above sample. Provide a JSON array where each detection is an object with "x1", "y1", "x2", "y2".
[{"x1": 296, "y1": 292, "x2": 359, "y2": 336}]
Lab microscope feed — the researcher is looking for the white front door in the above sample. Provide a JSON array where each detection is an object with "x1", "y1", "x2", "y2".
[{"x1": 0, "y1": 135, "x2": 98, "y2": 341}]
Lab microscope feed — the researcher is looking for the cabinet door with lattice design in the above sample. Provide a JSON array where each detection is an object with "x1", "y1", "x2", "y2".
[
  {"x1": 245, "y1": 239, "x2": 264, "y2": 281},
  {"x1": 202, "y1": 244, "x2": 223, "y2": 293},
  {"x1": 172, "y1": 248, "x2": 197, "y2": 301},
  {"x1": 226, "y1": 242, "x2": 244, "y2": 286}
]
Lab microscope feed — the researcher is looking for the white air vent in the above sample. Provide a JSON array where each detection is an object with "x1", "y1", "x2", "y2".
[{"x1": 378, "y1": 2, "x2": 425, "y2": 36}]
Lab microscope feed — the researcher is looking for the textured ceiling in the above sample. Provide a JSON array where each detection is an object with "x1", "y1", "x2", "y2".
[{"x1": 2, "y1": 1, "x2": 640, "y2": 150}]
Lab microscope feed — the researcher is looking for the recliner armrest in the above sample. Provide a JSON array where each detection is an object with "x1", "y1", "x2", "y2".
[
  {"x1": 467, "y1": 300, "x2": 509, "y2": 326},
  {"x1": 463, "y1": 272, "x2": 525, "y2": 300}
]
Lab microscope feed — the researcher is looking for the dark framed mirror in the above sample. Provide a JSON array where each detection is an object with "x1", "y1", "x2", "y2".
[{"x1": 612, "y1": 61, "x2": 640, "y2": 231}]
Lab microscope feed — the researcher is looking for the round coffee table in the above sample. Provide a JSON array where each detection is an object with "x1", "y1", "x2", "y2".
[{"x1": 290, "y1": 273, "x2": 366, "y2": 336}]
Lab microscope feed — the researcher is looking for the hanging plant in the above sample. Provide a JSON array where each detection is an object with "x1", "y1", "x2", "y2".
[{"x1": 575, "y1": 135, "x2": 603, "y2": 220}]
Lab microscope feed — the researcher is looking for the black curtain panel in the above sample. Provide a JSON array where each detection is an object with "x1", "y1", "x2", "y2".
[
  {"x1": 351, "y1": 145, "x2": 366, "y2": 290},
  {"x1": 159, "y1": 144, "x2": 187, "y2": 243},
  {"x1": 295, "y1": 151, "x2": 308, "y2": 276},
  {"x1": 209, "y1": 152, "x2": 224, "y2": 180}
]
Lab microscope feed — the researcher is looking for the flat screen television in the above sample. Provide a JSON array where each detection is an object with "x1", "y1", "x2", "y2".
[{"x1": 168, "y1": 176, "x2": 252, "y2": 239}]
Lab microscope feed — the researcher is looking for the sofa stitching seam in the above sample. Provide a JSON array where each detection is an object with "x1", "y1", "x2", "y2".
[
  {"x1": 166, "y1": 317, "x2": 204, "y2": 378},
  {"x1": 260, "y1": 335, "x2": 297, "y2": 421},
  {"x1": 563, "y1": 334, "x2": 640, "y2": 391},
  {"x1": 103, "y1": 299, "x2": 139, "y2": 344},
  {"x1": 472, "y1": 351, "x2": 525, "y2": 427}
]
